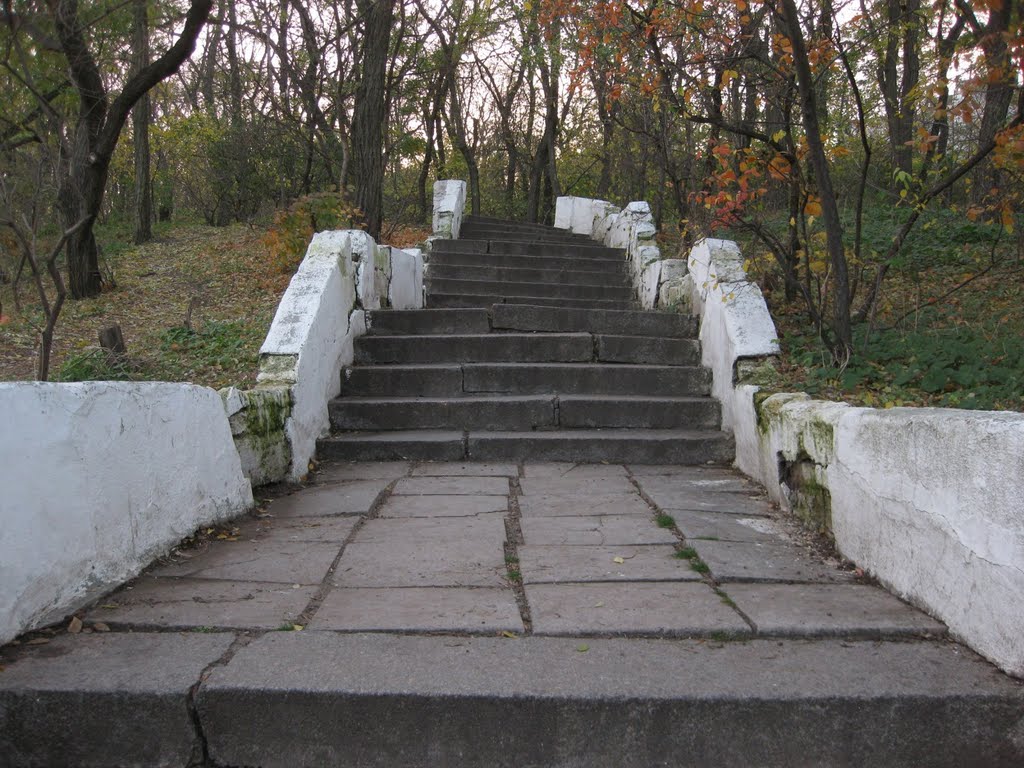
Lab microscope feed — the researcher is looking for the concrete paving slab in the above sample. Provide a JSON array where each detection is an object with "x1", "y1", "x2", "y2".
[
  {"x1": 634, "y1": 473, "x2": 759, "y2": 495},
  {"x1": 723, "y1": 583, "x2": 947, "y2": 638},
  {"x1": 519, "y1": 492, "x2": 651, "y2": 517},
  {"x1": 521, "y1": 515, "x2": 676, "y2": 546},
  {"x1": 197, "y1": 633, "x2": 1024, "y2": 768},
  {"x1": 86, "y1": 578, "x2": 316, "y2": 630},
  {"x1": 519, "y1": 476, "x2": 636, "y2": 496},
  {"x1": 629, "y1": 465, "x2": 753, "y2": 481},
  {"x1": 394, "y1": 476, "x2": 510, "y2": 496},
  {"x1": 673, "y1": 510, "x2": 784, "y2": 543},
  {"x1": 234, "y1": 515, "x2": 361, "y2": 543},
  {"x1": 148, "y1": 540, "x2": 341, "y2": 585},
  {"x1": 412, "y1": 462, "x2": 519, "y2": 477},
  {"x1": 692, "y1": 540, "x2": 854, "y2": 583},
  {"x1": 332, "y1": 541, "x2": 506, "y2": 587},
  {"x1": 1, "y1": 632, "x2": 233, "y2": 767},
  {"x1": 315, "y1": 461, "x2": 411, "y2": 482},
  {"x1": 652, "y1": 489, "x2": 774, "y2": 515},
  {"x1": 311, "y1": 587, "x2": 523, "y2": 634},
  {"x1": 378, "y1": 494, "x2": 508, "y2": 517},
  {"x1": 523, "y1": 462, "x2": 629, "y2": 477},
  {"x1": 527, "y1": 582, "x2": 749, "y2": 637},
  {"x1": 264, "y1": 479, "x2": 392, "y2": 517},
  {"x1": 355, "y1": 515, "x2": 506, "y2": 545},
  {"x1": 518, "y1": 545, "x2": 700, "y2": 583}
]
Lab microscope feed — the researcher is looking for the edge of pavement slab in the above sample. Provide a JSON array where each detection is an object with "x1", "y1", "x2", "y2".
[{"x1": 194, "y1": 632, "x2": 1024, "y2": 768}]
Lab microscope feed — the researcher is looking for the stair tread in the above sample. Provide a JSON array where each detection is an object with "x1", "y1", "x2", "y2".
[
  {"x1": 331, "y1": 428, "x2": 729, "y2": 438},
  {"x1": 331, "y1": 394, "x2": 716, "y2": 403},
  {"x1": 349, "y1": 362, "x2": 708, "y2": 370}
]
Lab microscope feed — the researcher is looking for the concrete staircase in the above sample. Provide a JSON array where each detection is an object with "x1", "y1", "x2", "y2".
[{"x1": 319, "y1": 216, "x2": 734, "y2": 463}]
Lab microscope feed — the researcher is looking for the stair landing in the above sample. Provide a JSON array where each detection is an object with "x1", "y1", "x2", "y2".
[{"x1": 2, "y1": 460, "x2": 1021, "y2": 766}]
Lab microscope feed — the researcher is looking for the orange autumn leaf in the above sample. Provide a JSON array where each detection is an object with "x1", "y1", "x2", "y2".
[{"x1": 804, "y1": 198, "x2": 823, "y2": 217}]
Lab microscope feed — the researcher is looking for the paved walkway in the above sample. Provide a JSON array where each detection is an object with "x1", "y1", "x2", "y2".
[
  {"x1": 86, "y1": 460, "x2": 941, "y2": 638},
  {"x1": 5, "y1": 461, "x2": 1024, "y2": 766}
]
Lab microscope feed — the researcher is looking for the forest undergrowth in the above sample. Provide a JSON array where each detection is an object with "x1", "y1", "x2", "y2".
[
  {"x1": 0, "y1": 218, "x2": 430, "y2": 390},
  {"x1": 717, "y1": 202, "x2": 1023, "y2": 412}
]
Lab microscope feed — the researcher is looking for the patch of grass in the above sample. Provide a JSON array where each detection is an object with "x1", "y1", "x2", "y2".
[
  {"x1": 715, "y1": 590, "x2": 738, "y2": 609},
  {"x1": 655, "y1": 513, "x2": 676, "y2": 528},
  {"x1": 709, "y1": 631, "x2": 736, "y2": 643},
  {"x1": 675, "y1": 545, "x2": 711, "y2": 575},
  {"x1": 506, "y1": 569, "x2": 522, "y2": 583},
  {"x1": 58, "y1": 349, "x2": 134, "y2": 382},
  {"x1": 690, "y1": 559, "x2": 711, "y2": 575}
]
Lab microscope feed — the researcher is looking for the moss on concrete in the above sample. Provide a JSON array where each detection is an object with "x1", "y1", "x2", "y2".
[
  {"x1": 736, "y1": 356, "x2": 780, "y2": 387},
  {"x1": 257, "y1": 354, "x2": 299, "y2": 385}
]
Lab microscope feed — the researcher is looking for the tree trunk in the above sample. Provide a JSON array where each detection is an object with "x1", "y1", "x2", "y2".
[
  {"x1": 972, "y1": 0, "x2": 1015, "y2": 199},
  {"x1": 445, "y1": 79, "x2": 481, "y2": 216},
  {"x1": 352, "y1": 0, "x2": 394, "y2": 239},
  {"x1": 780, "y1": 0, "x2": 852, "y2": 356},
  {"x1": 878, "y1": 0, "x2": 920, "y2": 175},
  {"x1": 132, "y1": 0, "x2": 152, "y2": 245},
  {"x1": 48, "y1": 0, "x2": 214, "y2": 298}
]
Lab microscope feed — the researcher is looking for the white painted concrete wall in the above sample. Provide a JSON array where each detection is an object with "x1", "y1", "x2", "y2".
[
  {"x1": 388, "y1": 247, "x2": 424, "y2": 310},
  {"x1": 0, "y1": 382, "x2": 253, "y2": 645},
  {"x1": 554, "y1": 196, "x2": 685, "y2": 311},
  {"x1": 686, "y1": 238, "x2": 781, "y2": 431},
  {"x1": 432, "y1": 180, "x2": 467, "y2": 240},
  {"x1": 677, "y1": 236, "x2": 1024, "y2": 678},
  {"x1": 254, "y1": 228, "x2": 422, "y2": 482}
]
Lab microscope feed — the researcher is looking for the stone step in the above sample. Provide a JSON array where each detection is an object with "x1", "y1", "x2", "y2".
[
  {"x1": 460, "y1": 221, "x2": 582, "y2": 237},
  {"x1": 430, "y1": 239, "x2": 488, "y2": 254},
  {"x1": 427, "y1": 263, "x2": 630, "y2": 286},
  {"x1": 354, "y1": 333, "x2": 700, "y2": 366},
  {"x1": 429, "y1": 250, "x2": 627, "y2": 275},
  {"x1": 317, "y1": 428, "x2": 734, "y2": 463},
  {"x1": 428, "y1": 293, "x2": 634, "y2": 310},
  {"x1": 464, "y1": 215, "x2": 591, "y2": 239},
  {"x1": 465, "y1": 428, "x2": 736, "y2": 463},
  {"x1": 459, "y1": 226, "x2": 582, "y2": 244},
  {"x1": 367, "y1": 309, "x2": 490, "y2": 336},
  {"x1": 491, "y1": 303, "x2": 699, "y2": 338},
  {"x1": 329, "y1": 395, "x2": 558, "y2": 431},
  {"x1": 354, "y1": 333, "x2": 594, "y2": 364},
  {"x1": 328, "y1": 394, "x2": 721, "y2": 431},
  {"x1": 5, "y1": 596, "x2": 1021, "y2": 767},
  {"x1": 341, "y1": 363, "x2": 712, "y2": 397},
  {"x1": 488, "y1": 240, "x2": 624, "y2": 260},
  {"x1": 319, "y1": 430, "x2": 466, "y2": 460},
  {"x1": 426, "y1": 277, "x2": 633, "y2": 301},
  {"x1": 431, "y1": 238, "x2": 622, "y2": 262},
  {"x1": 558, "y1": 394, "x2": 720, "y2": 428},
  {"x1": 200, "y1": 634, "x2": 1024, "y2": 767}
]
